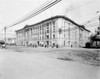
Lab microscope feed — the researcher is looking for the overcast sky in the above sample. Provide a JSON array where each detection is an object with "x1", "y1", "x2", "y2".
[{"x1": 0, "y1": 0, "x2": 100, "y2": 38}]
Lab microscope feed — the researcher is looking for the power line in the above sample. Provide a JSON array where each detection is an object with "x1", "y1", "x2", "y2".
[
  {"x1": 0, "y1": 0, "x2": 95, "y2": 31},
  {"x1": 0, "y1": 28, "x2": 4, "y2": 32},
  {"x1": 0, "y1": 0, "x2": 61, "y2": 42},
  {"x1": 66, "y1": 0, "x2": 95, "y2": 22},
  {"x1": 11, "y1": 0, "x2": 52, "y2": 26},
  {"x1": 86, "y1": 24, "x2": 99, "y2": 28},
  {"x1": 0, "y1": 0, "x2": 59, "y2": 31},
  {"x1": 82, "y1": 11, "x2": 100, "y2": 24},
  {"x1": 7, "y1": 0, "x2": 61, "y2": 28},
  {"x1": 83, "y1": 16, "x2": 99, "y2": 26},
  {"x1": 37, "y1": 0, "x2": 49, "y2": 17},
  {"x1": 67, "y1": 0, "x2": 94, "y2": 12}
]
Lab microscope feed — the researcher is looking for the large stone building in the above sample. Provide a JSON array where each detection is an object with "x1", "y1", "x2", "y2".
[{"x1": 15, "y1": 16, "x2": 90, "y2": 47}]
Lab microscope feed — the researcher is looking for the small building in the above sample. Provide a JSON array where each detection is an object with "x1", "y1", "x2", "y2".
[
  {"x1": 6, "y1": 38, "x2": 16, "y2": 45},
  {"x1": 90, "y1": 27, "x2": 100, "y2": 47},
  {"x1": 15, "y1": 15, "x2": 90, "y2": 47}
]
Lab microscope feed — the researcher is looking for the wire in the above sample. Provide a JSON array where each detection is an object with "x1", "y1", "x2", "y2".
[
  {"x1": 67, "y1": 0, "x2": 94, "y2": 12},
  {"x1": 0, "y1": 0, "x2": 53, "y2": 30},
  {"x1": 0, "y1": 0, "x2": 95, "y2": 31},
  {"x1": 67, "y1": 0, "x2": 96, "y2": 22},
  {"x1": 15, "y1": 0, "x2": 61, "y2": 25},
  {"x1": 86, "y1": 24, "x2": 99, "y2": 28},
  {"x1": 12, "y1": 0, "x2": 53, "y2": 25},
  {"x1": 3, "y1": 0, "x2": 96, "y2": 34},
  {"x1": 0, "y1": 28, "x2": 4, "y2": 32},
  {"x1": 0, "y1": 0, "x2": 61, "y2": 38},
  {"x1": 37, "y1": 0, "x2": 49, "y2": 17},
  {"x1": 9, "y1": 0, "x2": 61, "y2": 28},
  {"x1": 83, "y1": 16, "x2": 99, "y2": 26},
  {"x1": 7, "y1": 0, "x2": 60, "y2": 28}
]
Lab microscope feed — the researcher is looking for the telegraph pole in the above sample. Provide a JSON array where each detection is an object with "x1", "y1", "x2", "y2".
[
  {"x1": 96, "y1": 11, "x2": 100, "y2": 30},
  {"x1": 99, "y1": 15, "x2": 100, "y2": 28},
  {"x1": 4, "y1": 27, "x2": 6, "y2": 45}
]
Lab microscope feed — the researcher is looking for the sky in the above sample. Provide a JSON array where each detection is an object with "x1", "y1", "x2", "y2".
[{"x1": 0, "y1": 0, "x2": 100, "y2": 39}]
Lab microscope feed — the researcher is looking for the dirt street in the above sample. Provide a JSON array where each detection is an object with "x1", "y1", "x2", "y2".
[{"x1": 0, "y1": 46, "x2": 99, "y2": 79}]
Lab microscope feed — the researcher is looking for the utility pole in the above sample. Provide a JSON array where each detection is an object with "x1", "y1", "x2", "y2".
[
  {"x1": 68, "y1": 23, "x2": 70, "y2": 47},
  {"x1": 4, "y1": 27, "x2": 6, "y2": 45},
  {"x1": 96, "y1": 11, "x2": 100, "y2": 46},
  {"x1": 96, "y1": 11, "x2": 100, "y2": 29},
  {"x1": 99, "y1": 15, "x2": 100, "y2": 28},
  {"x1": 96, "y1": 11, "x2": 100, "y2": 34}
]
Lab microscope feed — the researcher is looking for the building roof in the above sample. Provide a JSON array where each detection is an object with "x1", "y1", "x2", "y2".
[
  {"x1": 81, "y1": 25, "x2": 90, "y2": 32},
  {"x1": 15, "y1": 15, "x2": 90, "y2": 32},
  {"x1": 15, "y1": 28, "x2": 24, "y2": 32}
]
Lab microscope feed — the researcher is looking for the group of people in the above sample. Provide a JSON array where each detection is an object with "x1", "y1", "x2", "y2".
[{"x1": 31, "y1": 44, "x2": 59, "y2": 48}]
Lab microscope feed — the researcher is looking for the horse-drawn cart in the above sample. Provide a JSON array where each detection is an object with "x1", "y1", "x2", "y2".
[{"x1": 0, "y1": 40, "x2": 6, "y2": 48}]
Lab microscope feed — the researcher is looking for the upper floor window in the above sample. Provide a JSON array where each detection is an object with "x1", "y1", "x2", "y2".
[
  {"x1": 80, "y1": 34, "x2": 82, "y2": 37},
  {"x1": 53, "y1": 26, "x2": 55, "y2": 32},
  {"x1": 47, "y1": 26, "x2": 49, "y2": 29},
  {"x1": 53, "y1": 21, "x2": 55, "y2": 25},
  {"x1": 53, "y1": 34, "x2": 55, "y2": 38},
  {"x1": 53, "y1": 25, "x2": 55, "y2": 28},
  {"x1": 47, "y1": 35, "x2": 49, "y2": 39},
  {"x1": 47, "y1": 30, "x2": 49, "y2": 33},
  {"x1": 40, "y1": 36, "x2": 41, "y2": 40},
  {"x1": 40, "y1": 26, "x2": 42, "y2": 30},
  {"x1": 31, "y1": 28, "x2": 32, "y2": 36},
  {"x1": 47, "y1": 23, "x2": 49, "y2": 26},
  {"x1": 97, "y1": 32, "x2": 100, "y2": 34},
  {"x1": 68, "y1": 23, "x2": 71, "y2": 27},
  {"x1": 42, "y1": 36, "x2": 44, "y2": 39}
]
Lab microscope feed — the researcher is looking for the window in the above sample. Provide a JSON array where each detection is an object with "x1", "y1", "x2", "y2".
[
  {"x1": 40, "y1": 36, "x2": 41, "y2": 40},
  {"x1": 47, "y1": 26, "x2": 49, "y2": 29},
  {"x1": 47, "y1": 35, "x2": 49, "y2": 39},
  {"x1": 97, "y1": 32, "x2": 100, "y2": 34},
  {"x1": 47, "y1": 23, "x2": 49, "y2": 26},
  {"x1": 31, "y1": 28, "x2": 32, "y2": 36},
  {"x1": 42, "y1": 30, "x2": 44, "y2": 34},
  {"x1": 59, "y1": 28, "x2": 62, "y2": 34},
  {"x1": 64, "y1": 41, "x2": 65, "y2": 46},
  {"x1": 53, "y1": 26, "x2": 55, "y2": 32},
  {"x1": 80, "y1": 33, "x2": 82, "y2": 37},
  {"x1": 40, "y1": 31, "x2": 41, "y2": 35},
  {"x1": 40, "y1": 26, "x2": 42, "y2": 30},
  {"x1": 64, "y1": 34, "x2": 65, "y2": 38},
  {"x1": 47, "y1": 30, "x2": 49, "y2": 33},
  {"x1": 42, "y1": 36, "x2": 44, "y2": 39},
  {"x1": 53, "y1": 21, "x2": 55, "y2": 25},
  {"x1": 53, "y1": 34, "x2": 55, "y2": 38},
  {"x1": 68, "y1": 23, "x2": 70, "y2": 26}
]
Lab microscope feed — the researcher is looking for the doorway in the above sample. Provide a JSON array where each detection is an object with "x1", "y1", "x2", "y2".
[{"x1": 46, "y1": 41, "x2": 49, "y2": 46}]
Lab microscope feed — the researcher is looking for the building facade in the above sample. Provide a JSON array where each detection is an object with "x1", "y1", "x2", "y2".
[
  {"x1": 16, "y1": 16, "x2": 90, "y2": 47},
  {"x1": 90, "y1": 26, "x2": 100, "y2": 47}
]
